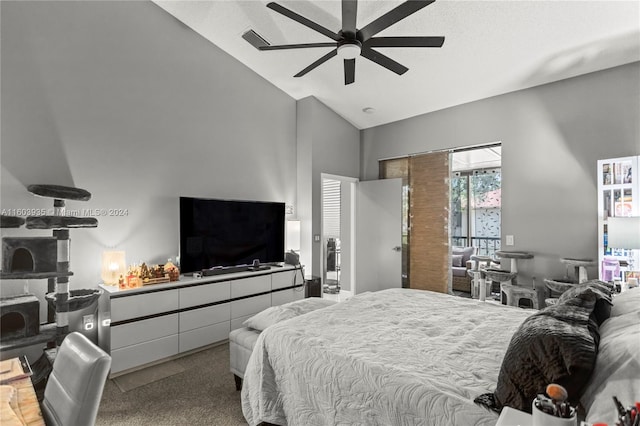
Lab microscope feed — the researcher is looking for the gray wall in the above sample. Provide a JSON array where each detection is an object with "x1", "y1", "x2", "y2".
[
  {"x1": 1, "y1": 1, "x2": 297, "y2": 302},
  {"x1": 296, "y1": 97, "x2": 360, "y2": 279},
  {"x1": 362, "y1": 62, "x2": 640, "y2": 285}
]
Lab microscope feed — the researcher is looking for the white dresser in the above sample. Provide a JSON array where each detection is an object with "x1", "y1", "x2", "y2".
[{"x1": 98, "y1": 266, "x2": 304, "y2": 376}]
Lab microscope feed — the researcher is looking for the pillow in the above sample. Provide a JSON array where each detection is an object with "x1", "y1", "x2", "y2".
[
  {"x1": 581, "y1": 311, "x2": 640, "y2": 424},
  {"x1": 243, "y1": 297, "x2": 337, "y2": 331},
  {"x1": 557, "y1": 280, "x2": 613, "y2": 326},
  {"x1": 451, "y1": 254, "x2": 464, "y2": 268},
  {"x1": 475, "y1": 297, "x2": 600, "y2": 413},
  {"x1": 452, "y1": 246, "x2": 474, "y2": 264},
  {"x1": 610, "y1": 287, "x2": 640, "y2": 317}
]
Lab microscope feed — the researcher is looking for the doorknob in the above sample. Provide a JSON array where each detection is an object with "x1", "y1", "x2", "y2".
[{"x1": 392, "y1": 246, "x2": 402, "y2": 252}]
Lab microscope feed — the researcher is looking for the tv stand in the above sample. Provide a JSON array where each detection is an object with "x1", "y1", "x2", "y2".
[{"x1": 98, "y1": 265, "x2": 305, "y2": 377}]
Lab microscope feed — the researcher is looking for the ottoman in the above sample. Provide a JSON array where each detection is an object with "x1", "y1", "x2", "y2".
[{"x1": 229, "y1": 327, "x2": 261, "y2": 390}]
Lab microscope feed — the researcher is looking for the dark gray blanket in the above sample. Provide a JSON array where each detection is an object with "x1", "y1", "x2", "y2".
[{"x1": 475, "y1": 281, "x2": 612, "y2": 413}]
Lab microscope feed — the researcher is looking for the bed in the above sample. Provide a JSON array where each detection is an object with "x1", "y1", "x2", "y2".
[{"x1": 240, "y1": 285, "x2": 639, "y2": 426}]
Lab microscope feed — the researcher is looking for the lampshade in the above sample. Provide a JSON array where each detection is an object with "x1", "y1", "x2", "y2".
[
  {"x1": 607, "y1": 216, "x2": 640, "y2": 250},
  {"x1": 286, "y1": 220, "x2": 301, "y2": 252},
  {"x1": 101, "y1": 251, "x2": 126, "y2": 285}
]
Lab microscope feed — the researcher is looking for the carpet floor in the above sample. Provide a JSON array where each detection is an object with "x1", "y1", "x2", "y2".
[{"x1": 96, "y1": 343, "x2": 247, "y2": 426}]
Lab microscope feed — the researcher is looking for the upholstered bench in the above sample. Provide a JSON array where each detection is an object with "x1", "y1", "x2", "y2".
[
  {"x1": 229, "y1": 327, "x2": 261, "y2": 391},
  {"x1": 229, "y1": 297, "x2": 337, "y2": 390}
]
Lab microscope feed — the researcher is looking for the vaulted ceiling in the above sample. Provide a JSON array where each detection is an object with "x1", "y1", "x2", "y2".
[{"x1": 154, "y1": 0, "x2": 640, "y2": 129}]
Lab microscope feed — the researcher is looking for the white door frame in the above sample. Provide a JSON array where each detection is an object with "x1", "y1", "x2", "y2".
[{"x1": 320, "y1": 173, "x2": 358, "y2": 293}]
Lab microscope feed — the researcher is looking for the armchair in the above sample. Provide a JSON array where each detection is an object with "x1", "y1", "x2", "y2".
[{"x1": 451, "y1": 246, "x2": 475, "y2": 292}]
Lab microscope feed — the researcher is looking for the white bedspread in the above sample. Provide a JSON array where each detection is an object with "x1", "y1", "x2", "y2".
[{"x1": 241, "y1": 288, "x2": 534, "y2": 426}]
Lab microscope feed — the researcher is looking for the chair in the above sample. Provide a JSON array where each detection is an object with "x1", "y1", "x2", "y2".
[
  {"x1": 451, "y1": 246, "x2": 476, "y2": 292},
  {"x1": 41, "y1": 332, "x2": 111, "y2": 426}
]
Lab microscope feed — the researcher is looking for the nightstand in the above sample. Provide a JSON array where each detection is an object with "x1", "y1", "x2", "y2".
[{"x1": 496, "y1": 407, "x2": 532, "y2": 426}]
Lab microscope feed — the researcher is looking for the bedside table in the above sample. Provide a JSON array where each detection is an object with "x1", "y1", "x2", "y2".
[{"x1": 496, "y1": 407, "x2": 532, "y2": 426}]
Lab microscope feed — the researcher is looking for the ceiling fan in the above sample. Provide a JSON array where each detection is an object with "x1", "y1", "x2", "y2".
[{"x1": 244, "y1": 0, "x2": 445, "y2": 85}]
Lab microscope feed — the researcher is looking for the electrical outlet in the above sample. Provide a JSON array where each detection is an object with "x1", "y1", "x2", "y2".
[
  {"x1": 83, "y1": 314, "x2": 94, "y2": 330},
  {"x1": 506, "y1": 235, "x2": 515, "y2": 246}
]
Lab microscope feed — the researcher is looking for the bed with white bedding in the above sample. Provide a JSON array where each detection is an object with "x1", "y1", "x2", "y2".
[
  {"x1": 241, "y1": 288, "x2": 533, "y2": 426},
  {"x1": 240, "y1": 285, "x2": 639, "y2": 426}
]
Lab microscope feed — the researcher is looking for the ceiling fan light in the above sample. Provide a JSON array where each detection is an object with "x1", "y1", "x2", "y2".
[{"x1": 337, "y1": 43, "x2": 361, "y2": 60}]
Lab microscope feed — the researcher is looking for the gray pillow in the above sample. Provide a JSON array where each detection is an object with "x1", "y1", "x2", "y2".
[
  {"x1": 451, "y1": 254, "x2": 464, "y2": 267},
  {"x1": 243, "y1": 297, "x2": 337, "y2": 331},
  {"x1": 452, "y1": 246, "x2": 474, "y2": 264}
]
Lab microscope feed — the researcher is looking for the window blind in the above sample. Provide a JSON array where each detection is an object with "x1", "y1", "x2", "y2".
[{"x1": 323, "y1": 179, "x2": 341, "y2": 239}]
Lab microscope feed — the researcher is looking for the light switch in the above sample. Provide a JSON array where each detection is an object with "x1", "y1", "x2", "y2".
[
  {"x1": 506, "y1": 235, "x2": 514, "y2": 246},
  {"x1": 314, "y1": 234, "x2": 320, "y2": 242}
]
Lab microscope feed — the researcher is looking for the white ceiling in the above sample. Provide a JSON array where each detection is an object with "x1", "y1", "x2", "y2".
[
  {"x1": 154, "y1": 0, "x2": 640, "y2": 130},
  {"x1": 452, "y1": 146, "x2": 501, "y2": 171}
]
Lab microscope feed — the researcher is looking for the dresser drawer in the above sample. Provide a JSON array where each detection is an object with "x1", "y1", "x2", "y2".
[
  {"x1": 111, "y1": 290, "x2": 179, "y2": 322},
  {"x1": 179, "y1": 281, "x2": 230, "y2": 309},
  {"x1": 230, "y1": 293, "x2": 271, "y2": 319},
  {"x1": 231, "y1": 275, "x2": 271, "y2": 298},
  {"x1": 179, "y1": 303, "x2": 230, "y2": 332},
  {"x1": 111, "y1": 313, "x2": 179, "y2": 350},
  {"x1": 272, "y1": 287, "x2": 305, "y2": 306},
  {"x1": 111, "y1": 335, "x2": 179, "y2": 374},
  {"x1": 271, "y1": 270, "x2": 300, "y2": 290},
  {"x1": 179, "y1": 321, "x2": 230, "y2": 353}
]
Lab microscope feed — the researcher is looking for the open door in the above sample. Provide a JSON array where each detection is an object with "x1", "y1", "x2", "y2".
[{"x1": 355, "y1": 178, "x2": 403, "y2": 293}]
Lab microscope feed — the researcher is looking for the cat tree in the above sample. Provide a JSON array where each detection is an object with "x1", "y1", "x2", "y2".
[{"x1": 0, "y1": 184, "x2": 100, "y2": 356}]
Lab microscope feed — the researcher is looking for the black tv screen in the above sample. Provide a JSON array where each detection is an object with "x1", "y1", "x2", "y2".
[{"x1": 179, "y1": 197, "x2": 285, "y2": 273}]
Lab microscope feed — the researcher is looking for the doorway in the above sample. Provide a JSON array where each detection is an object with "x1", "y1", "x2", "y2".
[
  {"x1": 377, "y1": 144, "x2": 501, "y2": 293},
  {"x1": 321, "y1": 174, "x2": 356, "y2": 300},
  {"x1": 450, "y1": 145, "x2": 502, "y2": 256},
  {"x1": 320, "y1": 174, "x2": 403, "y2": 298}
]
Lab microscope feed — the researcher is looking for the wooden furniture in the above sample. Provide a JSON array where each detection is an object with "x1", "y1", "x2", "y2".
[
  {"x1": 98, "y1": 266, "x2": 303, "y2": 377},
  {"x1": 0, "y1": 377, "x2": 45, "y2": 426},
  {"x1": 597, "y1": 156, "x2": 639, "y2": 281}
]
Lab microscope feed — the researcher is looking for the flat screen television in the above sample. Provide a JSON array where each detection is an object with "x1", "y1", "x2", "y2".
[{"x1": 179, "y1": 197, "x2": 285, "y2": 273}]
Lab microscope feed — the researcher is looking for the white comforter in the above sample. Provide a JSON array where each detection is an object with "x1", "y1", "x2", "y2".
[{"x1": 241, "y1": 288, "x2": 534, "y2": 426}]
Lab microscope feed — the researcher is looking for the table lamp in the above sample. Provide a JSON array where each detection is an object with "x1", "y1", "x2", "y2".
[
  {"x1": 607, "y1": 217, "x2": 640, "y2": 250},
  {"x1": 286, "y1": 220, "x2": 301, "y2": 254},
  {"x1": 101, "y1": 251, "x2": 126, "y2": 286}
]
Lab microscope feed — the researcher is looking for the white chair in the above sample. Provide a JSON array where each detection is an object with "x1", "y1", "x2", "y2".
[{"x1": 41, "y1": 332, "x2": 111, "y2": 426}]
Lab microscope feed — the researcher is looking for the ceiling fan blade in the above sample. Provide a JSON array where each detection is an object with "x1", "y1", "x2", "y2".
[
  {"x1": 344, "y1": 58, "x2": 356, "y2": 85},
  {"x1": 360, "y1": 47, "x2": 408, "y2": 75},
  {"x1": 367, "y1": 36, "x2": 444, "y2": 48},
  {"x1": 342, "y1": 0, "x2": 358, "y2": 35},
  {"x1": 259, "y1": 42, "x2": 337, "y2": 51},
  {"x1": 294, "y1": 49, "x2": 338, "y2": 77},
  {"x1": 359, "y1": 0, "x2": 436, "y2": 41},
  {"x1": 267, "y1": 2, "x2": 340, "y2": 41}
]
